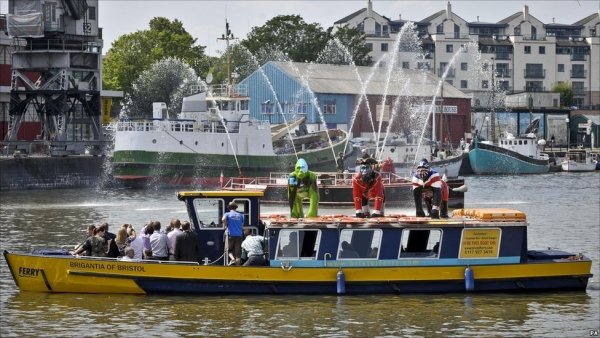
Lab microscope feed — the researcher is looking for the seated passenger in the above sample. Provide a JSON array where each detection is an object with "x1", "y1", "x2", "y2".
[
  {"x1": 339, "y1": 241, "x2": 359, "y2": 258},
  {"x1": 281, "y1": 232, "x2": 298, "y2": 258},
  {"x1": 73, "y1": 225, "x2": 96, "y2": 256},
  {"x1": 70, "y1": 226, "x2": 110, "y2": 257},
  {"x1": 120, "y1": 247, "x2": 136, "y2": 261},
  {"x1": 412, "y1": 159, "x2": 445, "y2": 219}
]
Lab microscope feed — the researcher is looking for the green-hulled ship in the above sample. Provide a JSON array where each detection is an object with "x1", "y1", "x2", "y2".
[{"x1": 112, "y1": 85, "x2": 348, "y2": 187}]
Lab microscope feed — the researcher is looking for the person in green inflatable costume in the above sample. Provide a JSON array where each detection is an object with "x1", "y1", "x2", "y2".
[{"x1": 287, "y1": 158, "x2": 319, "y2": 218}]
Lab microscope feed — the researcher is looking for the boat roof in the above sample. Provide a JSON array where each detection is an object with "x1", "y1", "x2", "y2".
[
  {"x1": 177, "y1": 190, "x2": 265, "y2": 199},
  {"x1": 263, "y1": 208, "x2": 527, "y2": 229}
]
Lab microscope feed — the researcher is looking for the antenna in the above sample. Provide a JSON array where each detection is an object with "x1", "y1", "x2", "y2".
[{"x1": 217, "y1": 19, "x2": 238, "y2": 87}]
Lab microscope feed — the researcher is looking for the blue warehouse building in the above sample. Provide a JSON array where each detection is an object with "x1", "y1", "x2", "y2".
[{"x1": 238, "y1": 61, "x2": 472, "y2": 146}]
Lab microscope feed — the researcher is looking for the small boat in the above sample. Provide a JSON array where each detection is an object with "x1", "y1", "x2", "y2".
[
  {"x1": 222, "y1": 171, "x2": 466, "y2": 208},
  {"x1": 468, "y1": 132, "x2": 550, "y2": 175},
  {"x1": 3, "y1": 190, "x2": 592, "y2": 295},
  {"x1": 112, "y1": 85, "x2": 348, "y2": 187},
  {"x1": 561, "y1": 149, "x2": 597, "y2": 172}
]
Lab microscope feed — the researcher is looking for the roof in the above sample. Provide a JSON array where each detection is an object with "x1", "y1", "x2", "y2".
[
  {"x1": 498, "y1": 12, "x2": 522, "y2": 25},
  {"x1": 270, "y1": 62, "x2": 469, "y2": 99},
  {"x1": 420, "y1": 10, "x2": 445, "y2": 23},
  {"x1": 573, "y1": 12, "x2": 599, "y2": 26},
  {"x1": 334, "y1": 8, "x2": 367, "y2": 24},
  {"x1": 572, "y1": 114, "x2": 600, "y2": 125}
]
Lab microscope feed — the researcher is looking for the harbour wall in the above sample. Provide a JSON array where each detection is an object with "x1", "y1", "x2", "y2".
[{"x1": 0, "y1": 156, "x2": 108, "y2": 190}]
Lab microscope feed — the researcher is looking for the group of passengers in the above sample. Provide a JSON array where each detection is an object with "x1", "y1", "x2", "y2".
[{"x1": 71, "y1": 218, "x2": 200, "y2": 263}]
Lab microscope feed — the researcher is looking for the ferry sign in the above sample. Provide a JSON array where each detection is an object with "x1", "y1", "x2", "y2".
[{"x1": 459, "y1": 228, "x2": 501, "y2": 259}]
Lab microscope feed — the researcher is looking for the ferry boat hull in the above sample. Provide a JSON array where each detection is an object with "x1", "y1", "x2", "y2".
[
  {"x1": 3, "y1": 250, "x2": 591, "y2": 294},
  {"x1": 3, "y1": 191, "x2": 592, "y2": 295},
  {"x1": 469, "y1": 141, "x2": 550, "y2": 175}
]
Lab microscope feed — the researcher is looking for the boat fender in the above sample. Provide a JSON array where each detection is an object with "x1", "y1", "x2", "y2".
[
  {"x1": 336, "y1": 270, "x2": 346, "y2": 295},
  {"x1": 465, "y1": 266, "x2": 474, "y2": 291}
]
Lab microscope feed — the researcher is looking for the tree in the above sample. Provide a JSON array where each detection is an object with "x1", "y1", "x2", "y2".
[
  {"x1": 319, "y1": 26, "x2": 372, "y2": 66},
  {"x1": 102, "y1": 17, "x2": 209, "y2": 93},
  {"x1": 241, "y1": 15, "x2": 329, "y2": 65},
  {"x1": 552, "y1": 82, "x2": 574, "y2": 108},
  {"x1": 121, "y1": 57, "x2": 202, "y2": 118}
]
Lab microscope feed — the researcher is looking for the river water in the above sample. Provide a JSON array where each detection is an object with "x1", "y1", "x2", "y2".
[{"x1": 1, "y1": 173, "x2": 599, "y2": 337}]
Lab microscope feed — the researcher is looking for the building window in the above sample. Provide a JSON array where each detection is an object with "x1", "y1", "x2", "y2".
[
  {"x1": 445, "y1": 80, "x2": 453, "y2": 86},
  {"x1": 402, "y1": 62, "x2": 410, "y2": 69},
  {"x1": 417, "y1": 62, "x2": 430, "y2": 70},
  {"x1": 381, "y1": 43, "x2": 388, "y2": 52},
  {"x1": 482, "y1": 80, "x2": 489, "y2": 89},
  {"x1": 261, "y1": 101, "x2": 274, "y2": 115},
  {"x1": 558, "y1": 64, "x2": 564, "y2": 72},
  {"x1": 88, "y1": 6, "x2": 96, "y2": 20},
  {"x1": 366, "y1": 43, "x2": 373, "y2": 51},
  {"x1": 436, "y1": 23, "x2": 444, "y2": 34},
  {"x1": 524, "y1": 46, "x2": 531, "y2": 54},
  {"x1": 461, "y1": 63, "x2": 468, "y2": 71},
  {"x1": 539, "y1": 46, "x2": 545, "y2": 54},
  {"x1": 446, "y1": 44, "x2": 453, "y2": 53},
  {"x1": 461, "y1": 80, "x2": 468, "y2": 88},
  {"x1": 295, "y1": 102, "x2": 308, "y2": 115},
  {"x1": 323, "y1": 99, "x2": 336, "y2": 115}
]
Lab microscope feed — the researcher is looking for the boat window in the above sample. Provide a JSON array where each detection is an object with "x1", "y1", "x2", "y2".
[
  {"x1": 276, "y1": 229, "x2": 320, "y2": 260},
  {"x1": 337, "y1": 229, "x2": 382, "y2": 259},
  {"x1": 399, "y1": 229, "x2": 442, "y2": 259},
  {"x1": 193, "y1": 198, "x2": 224, "y2": 228}
]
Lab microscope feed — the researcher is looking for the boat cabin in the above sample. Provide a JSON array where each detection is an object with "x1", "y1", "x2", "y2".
[{"x1": 178, "y1": 191, "x2": 547, "y2": 268}]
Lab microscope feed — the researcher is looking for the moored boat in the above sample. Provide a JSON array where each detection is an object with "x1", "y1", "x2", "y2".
[
  {"x1": 3, "y1": 190, "x2": 592, "y2": 295},
  {"x1": 468, "y1": 132, "x2": 550, "y2": 175},
  {"x1": 561, "y1": 149, "x2": 597, "y2": 172},
  {"x1": 112, "y1": 85, "x2": 348, "y2": 187}
]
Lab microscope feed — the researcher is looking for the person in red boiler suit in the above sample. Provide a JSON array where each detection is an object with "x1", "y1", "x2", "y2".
[{"x1": 352, "y1": 158, "x2": 385, "y2": 218}]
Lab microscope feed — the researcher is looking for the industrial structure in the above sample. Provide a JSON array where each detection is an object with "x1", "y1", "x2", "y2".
[{"x1": 1, "y1": 0, "x2": 105, "y2": 156}]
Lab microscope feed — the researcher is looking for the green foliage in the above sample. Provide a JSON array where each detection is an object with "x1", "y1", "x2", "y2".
[
  {"x1": 122, "y1": 58, "x2": 202, "y2": 118},
  {"x1": 241, "y1": 15, "x2": 329, "y2": 64},
  {"x1": 102, "y1": 17, "x2": 209, "y2": 93},
  {"x1": 319, "y1": 26, "x2": 372, "y2": 66},
  {"x1": 551, "y1": 82, "x2": 574, "y2": 107}
]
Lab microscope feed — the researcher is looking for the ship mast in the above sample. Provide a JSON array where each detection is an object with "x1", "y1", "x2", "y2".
[
  {"x1": 217, "y1": 20, "x2": 237, "y2": 91},
  {"x1": 490, "y1": 57, "x2": 497, "y2": 143}
]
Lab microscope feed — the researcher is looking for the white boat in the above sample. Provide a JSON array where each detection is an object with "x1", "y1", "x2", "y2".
[
  {"x1": 561, "y1": 149, "x2": 597, "y2": 172},
  {"x1": 112, "y1": 85, "x2": 348, "y2": 187}
]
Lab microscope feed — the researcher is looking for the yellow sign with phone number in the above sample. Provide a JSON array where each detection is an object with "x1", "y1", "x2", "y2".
[{"x1": 459, "y1": 228, "x2": 501, "y2": 258}]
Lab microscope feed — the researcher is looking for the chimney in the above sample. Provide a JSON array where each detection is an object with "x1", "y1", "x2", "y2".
[
  {"x1": 477, "y1": 16, "x2": 479, "y2": 22},
  {"x1": 399, "y1": 14, "x2": 402, "y2": 21},
  {"x1": 446, "y1": 1, "x2": 452, "y2": 19},
  {"x1": 552, "y1": 17, "x2": 555, "y2": 23},
  {"x1": 367, "y1": 0, "x2": 372, "y2": 17},
  {"x1": 523, "y1": 5, "x2": 529, "y2": 20}
]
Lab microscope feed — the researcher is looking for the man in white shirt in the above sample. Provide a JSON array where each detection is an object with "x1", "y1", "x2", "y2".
[
  {"x1": 241, "y1": 229, "x2": 266, "y2": 266},
  {"x1": 126, "y1": 225, "x2": 144, "y2": 260},
  {"x1": 167, "y1": 219, "x2": 182, "y2": 260},
  {"x1": 149, "y1": 221, "x2": 169, "y2": 260}
]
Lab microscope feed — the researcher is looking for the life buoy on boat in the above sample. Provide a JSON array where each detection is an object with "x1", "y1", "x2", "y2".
[
  {"x1": 465, "y1": 266, "x2": 474, "y2": 291},
  {"x1": 337, "y1": 269, "x2": 346, "y2": 294}
]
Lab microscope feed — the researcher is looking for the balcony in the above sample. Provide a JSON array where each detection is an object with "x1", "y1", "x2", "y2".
[
  {"x1": 573, "y1": 87, "x2": 587, "y2": 96},
  {"x1": 524, "y1": 85, "x2": 546, "y2": 92},
  {"x1": 571, "y1": 54, "x2": 587, "y2": 61},
  {"x1": 495, "y1": 52, "x2": 511, "y2": 60},
  {"x1": 495, "y1": 69, "x2": 512, "y2": 78},
  {"x1": 570, "y1": 69, "x2": 587, "y2": 78},
  {"x1": 524, "y1": 69, "x2": 546, "y2": 79}
]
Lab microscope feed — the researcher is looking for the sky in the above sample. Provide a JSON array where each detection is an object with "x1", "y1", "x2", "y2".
[{"x1": 2, "y1": 0, "x2": 599, "y2": 56}]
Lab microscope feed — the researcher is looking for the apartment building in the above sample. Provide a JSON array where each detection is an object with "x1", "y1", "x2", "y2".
[{"x1": 334, "y1": 1, "x2": 600, "y2": 109}]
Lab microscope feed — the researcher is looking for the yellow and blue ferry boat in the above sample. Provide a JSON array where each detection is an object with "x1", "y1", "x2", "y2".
[{"x1": 3, "y1": 190, "x2": 592, "y2": 294}]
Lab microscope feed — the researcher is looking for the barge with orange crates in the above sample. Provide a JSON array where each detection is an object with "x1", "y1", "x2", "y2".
[{"x1": 3, "y1": 190, "x2": 592, "y2": 295}]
